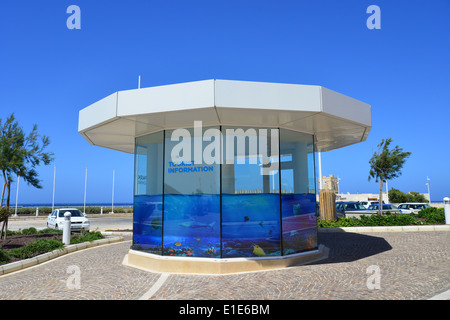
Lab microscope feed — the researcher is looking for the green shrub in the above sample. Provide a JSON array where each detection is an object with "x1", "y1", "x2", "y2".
[
  {"x1": 318, "y1": 213, "x2": 423, "y2": 228},
  {"x1": 8, "y1": 239, "x2": 64, "y2": 259},
  {"x1": 0, "y1": 250, "x2": 10, "y2": 264},
  {"x1": 1, "y1": 229, "x2": 105, "y2": 264},
  {"x1": 6, "y1": 228, "x2": 61, "y2": 237},
  {"x1": 416, "y1": 207, "x2": 445, "y2": 224},
  {"x1": 38, "y1": 228, "x2": 63, "y2": 234},
  {"x1": 21, "y1": 227, "x2": 38, "y2": 235},
  {"x1": 70, "y1": 231, "x2": 104, "y2": 244}
]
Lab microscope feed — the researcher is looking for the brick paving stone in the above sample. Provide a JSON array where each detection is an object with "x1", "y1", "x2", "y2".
[
  {"x1": 0, "y1": 238, "x2": 160, "y2": 300},
  {"x1": 150, "y1": 231, "x2": 450, "y2": 300},
  {"x1": 0, "y1": 231, "x2": 449, "y2": 300}
]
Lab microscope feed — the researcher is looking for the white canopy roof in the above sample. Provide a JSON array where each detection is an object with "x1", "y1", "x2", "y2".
[{"x1": 78, "y1": 79, "x2": 371, "y2": 153}]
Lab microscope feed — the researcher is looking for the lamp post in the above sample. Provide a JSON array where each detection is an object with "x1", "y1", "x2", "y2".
[
  {"x1": 385, "y1": 180, "x2": 389, "y2": 203},
  {"x1": 337, "y1": 176, "x2": 341, "y2": 194},
  {"x1": 426, "y1": 176, "x2": 431, "y2": 204}
]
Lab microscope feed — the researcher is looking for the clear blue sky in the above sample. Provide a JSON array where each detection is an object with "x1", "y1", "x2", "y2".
[{"x1": 0, "y1": 0, "x2": 449, "y2": 205}]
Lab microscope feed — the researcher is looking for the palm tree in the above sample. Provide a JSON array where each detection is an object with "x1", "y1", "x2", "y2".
[{"x1": 368, "y1": 138, "x2": 411, "y2": 215}]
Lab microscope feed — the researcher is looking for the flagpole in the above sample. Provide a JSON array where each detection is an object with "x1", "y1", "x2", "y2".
[
  {"x1": 83, "y1": 168, "x2": 87, "y2": 214},
  {"x1": 52, "y1": 165, "x2": 56, "y2": 211},
  {"x1": 111, "y1": 169, "x2": 115, "y2": 214}
]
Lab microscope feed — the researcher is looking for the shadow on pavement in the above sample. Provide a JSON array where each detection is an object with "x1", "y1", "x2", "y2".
[{"x1": 312, "y1": 231, "x2": 393, "y2": 264}]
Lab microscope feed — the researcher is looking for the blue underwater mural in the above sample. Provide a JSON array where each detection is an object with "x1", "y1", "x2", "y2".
[
  {"x1": 163, "y1": 194, "x2": 220, "y2": 258},
  {"x1": 133, "y1": 193, "x2": 318, "y2": 258},
  {"x1": 222, "y1": 193, "x2": 281, "y2": 258},
  {"x1": 132, "y1": 127, "x2": 318, "y2": 259},
  {"x1": 132, "y1": 194, "x2": 163, "y2": 254},
  {"x1": 281, "y1": 193, "x2": 318, "y2": 254}
]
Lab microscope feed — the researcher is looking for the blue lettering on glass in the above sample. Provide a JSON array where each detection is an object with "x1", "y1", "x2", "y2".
[{"x1": 168, "y1": 161, "x2": 213, "y2": 173}]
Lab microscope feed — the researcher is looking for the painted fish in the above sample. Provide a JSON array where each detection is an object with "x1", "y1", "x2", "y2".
[
  {"x1": 175, "y1": 242, "x2": 182, "y2": 247},
  {"x1": 252, "y1": 244, "x2": 266, "y2": 256},
  {"x1": 206, "y1": 246, "x2": 216, "y2": 255},
  {"x1": 179, "y1": 221, "x2": 216, "y2": 229},
  {"x1": 244, "y1": 216, "x2": 250, "y2": 221},
  {"x1": 150, "y1": 217, "x2": 161, "y2": 232}
]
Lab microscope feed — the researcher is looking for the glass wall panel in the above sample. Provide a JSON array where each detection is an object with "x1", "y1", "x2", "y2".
[
  {"x1": 163, "y1": 126, "x2": 221, "y2": 257},
  {"x1": 222, "y1": 127, "x2": 281, "y2": 257},
  {"x1": 133, "y1": 131, "x2": 164, "y2": 254},
  {"x1": 280, "y1": 129, "x2": 317, "y2": 255}
]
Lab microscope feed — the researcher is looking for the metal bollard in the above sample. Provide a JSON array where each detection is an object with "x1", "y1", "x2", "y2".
[
  {"x1": 63, "y1": 211, "x2": 71, "y2": 245},
  {"x1": 100, "y1": 206, "x2": 103, "y2": 215},
  {"x1": 444, "y1": 197, "x2": 450, "y2": 225},
  {"x1": 36, "y1": 207, "x2": 39, "y2": 217}
]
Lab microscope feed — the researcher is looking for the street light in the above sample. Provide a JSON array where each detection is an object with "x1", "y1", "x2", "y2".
[
  {"x1": 83, "y1": 168, "x2": 87, "y2": 214},
  {"x1": 337, "y1": 176, "x2": 341, "y2": 194}
]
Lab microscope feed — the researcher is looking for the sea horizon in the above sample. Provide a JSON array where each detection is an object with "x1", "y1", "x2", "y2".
[{"x1": 10, "y1": 202, "x2": 133, "y2": 208}]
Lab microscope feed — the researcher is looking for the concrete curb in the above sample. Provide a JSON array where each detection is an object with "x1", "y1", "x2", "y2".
[
  {"x1": 100, "y1": 231, "x2": 132, "y2": 236},
  {"x1": 0, "y1": 235, "x2": 124, "y2": 276},
  {"x1": 318, "y1": 225, "x2": 450, "y2": 233}
]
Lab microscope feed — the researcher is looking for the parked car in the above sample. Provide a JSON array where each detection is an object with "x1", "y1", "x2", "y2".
[
  {"x1": 47, "y1": 208, "x2": 90, "y2": 232},
  {"x1": 336, "y1": 201, "x2": 367, "y2": 218},
  {"x1": 397, "y1": 203, "x2": 431, "y2": 213},
  {"x1": 367, "y1": 203, "x2": 400, "y2": 214},
  {"x1": 359, "y1": 200, "x2": 384, "y2": 209}
]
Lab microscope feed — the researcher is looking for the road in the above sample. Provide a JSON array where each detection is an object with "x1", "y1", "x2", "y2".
[{"x1": 6, "y1": 213, "x2": 133, "y2": 232}]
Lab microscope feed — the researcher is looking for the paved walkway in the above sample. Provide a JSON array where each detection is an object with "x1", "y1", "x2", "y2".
[{"x1": 0, "y1": 231, "x2": 448, "y2": 300}]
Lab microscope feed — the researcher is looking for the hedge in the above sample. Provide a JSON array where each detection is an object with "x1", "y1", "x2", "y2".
[{"x1": 318, "y1": 208, "x2": 446, "y2": 228}]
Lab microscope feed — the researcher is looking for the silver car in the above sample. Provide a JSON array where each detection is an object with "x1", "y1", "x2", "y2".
[{"x1": 367, "y1": 204, "x2": 400, "y2": 214}]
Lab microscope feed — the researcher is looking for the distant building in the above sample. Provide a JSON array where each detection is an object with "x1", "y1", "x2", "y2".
[{"x1": 336, "y1": 192, "x2": 389, "y2": 203}]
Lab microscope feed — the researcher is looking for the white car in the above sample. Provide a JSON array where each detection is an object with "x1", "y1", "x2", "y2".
[
  {"x1": 359, "y1": 201, "x2": 383, "y2": 209},
  {"x1": 397, "y1": 203, "x2": 431, "y2": 214},
  {"x1": 47, "y1": 208, "x2": 90, "y2": 232}
]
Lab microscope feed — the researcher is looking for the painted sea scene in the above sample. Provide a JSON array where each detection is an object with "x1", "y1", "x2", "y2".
[
  {"x1": 132, "y1": 193, "x2": 317, "y2": 258},
  {"x1": 132, "y1": 194, "x2": 163, "y2": 254}
]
